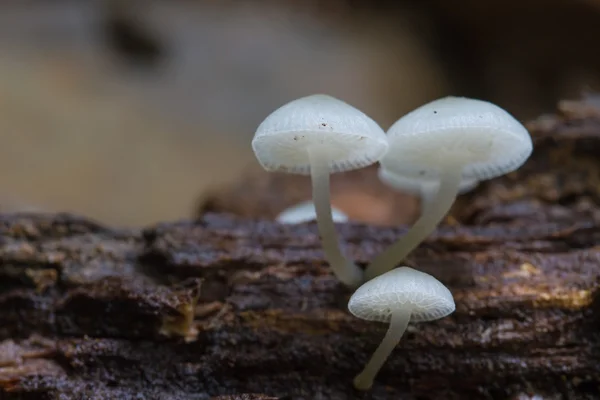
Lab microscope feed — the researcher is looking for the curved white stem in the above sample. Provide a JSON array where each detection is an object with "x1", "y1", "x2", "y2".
[
  {"x1": 364, "y1": 166, "x2": 463, "y2": 281},
  {"x1": 353, "y1": 308, "x2": 412, "y2": 390},
  {"x1": 308, "y1": 147, "x2": 363, "y2": 288}
]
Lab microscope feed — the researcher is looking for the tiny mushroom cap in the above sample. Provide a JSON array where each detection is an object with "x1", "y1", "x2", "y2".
[
  {"x1": 349, "y1": 266, "x2": 455, "y2": 323},
  {"x1": 365, "y1": 96, "x2": 533, "y2": 281},
  {"x1": 348, "y1": 267, "x2": 455, "y2": 390},
  {"x1": 252, "y1": 94, "x2": 388, "y2": 175},
  {"x1": 381, "y1": 96, "x2": 532, "y2": 181},
  {"x1": 252, "y1": 94, "x2": 389, "y2": 288},
  {"x1": 276, "y1": 201, "x2": 348, "y2": 224}
]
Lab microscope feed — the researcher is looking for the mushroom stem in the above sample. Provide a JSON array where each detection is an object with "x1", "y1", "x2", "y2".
[
  {"x1": 365, "y1": 166, "x2": 463, "y2": 280},
  {"x1": 419, "y1": 185, "x2": 437, "y2": 214},
  {"x1": 308, "y1": 147, "x2": 363, "y2": 288},
  {"x1": 353, "y1": 307, "x2": 411, "y2": 391}
]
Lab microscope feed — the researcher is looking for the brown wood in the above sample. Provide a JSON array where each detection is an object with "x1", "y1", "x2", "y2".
[{"x1": 1, "y1": 96, "x2": 600, "y2": 399}]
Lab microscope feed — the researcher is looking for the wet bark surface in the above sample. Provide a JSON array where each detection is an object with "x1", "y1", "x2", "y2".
[{"x1": 1, "y1": 96, "x2": 600, "y2": 399}]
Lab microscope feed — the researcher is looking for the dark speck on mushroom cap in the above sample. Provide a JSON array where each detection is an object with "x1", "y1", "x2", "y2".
[{"x1": 348, "y1": 267, "x2": 455, "y2": 323}]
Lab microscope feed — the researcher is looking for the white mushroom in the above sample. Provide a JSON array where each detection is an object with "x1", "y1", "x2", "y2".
[
  {"x1": 276, "y1": 201, "x2": 348, "y2": 224},
  {"x1": 377, "y1": 166, "x2": 479, "y2": 213},
  {"x1": 348, "y1": 266, "x2": 455, "y2": 390},
  {"x1": 252, "y1": 94, "x2": 388, "y2": 287},
  {"x1": 365, "y1": 96, "x2": 532, "y2": 280}
]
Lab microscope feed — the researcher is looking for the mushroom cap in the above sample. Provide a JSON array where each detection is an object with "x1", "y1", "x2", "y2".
[
  {"x1": 377, "y1": 167, "x2": 479, "y2": 196},
  {"x1": 276, "y1": 201, "x2": 348, "y2": 224},
  {"x1": 381, "y1": 96, "x2": 533, "y2": 181},
  {"x1": 252, "y1": 94, "x2": 388, "y2": 175},
  {"x1": 348, "y1": 266, "x2": 455, "y2": 323}
]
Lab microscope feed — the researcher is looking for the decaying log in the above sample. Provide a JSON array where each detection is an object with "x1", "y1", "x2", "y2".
[
  {"x1": 0, "y1": 212, "x2": 598, "y2": 399},
  {"x1": 1, "y1": 96, "x2": 600, "y2": 399}
]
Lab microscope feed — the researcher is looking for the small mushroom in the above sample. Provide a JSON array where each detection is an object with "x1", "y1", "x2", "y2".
[
  {"x1": 348, "y1": 266, "x2": 455, "y2": 390},
  {"x1": 377, "y1": 166, "x2": 479, "y2": 213},
  {"x1": 365, "y1": 96, "x2": 532, "y2": 280},
  {"x1": 276, "y1": 201, "x2": 348, "y2": 224},
  {"x1": 252, "y1": 94, "x2": 388, "y2": 287}
]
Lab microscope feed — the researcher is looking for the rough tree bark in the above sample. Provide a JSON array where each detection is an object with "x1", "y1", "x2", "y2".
[{"x1": 1, "y1": 96, "x2": 599, "y2": 399}]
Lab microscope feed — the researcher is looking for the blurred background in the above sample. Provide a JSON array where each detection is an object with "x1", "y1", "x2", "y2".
[{"x1": 1, "y1": 0, "x2": 599, "y2": 226}]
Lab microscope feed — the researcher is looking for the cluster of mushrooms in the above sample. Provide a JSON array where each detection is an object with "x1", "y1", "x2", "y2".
[{"x1": 251, "y1": 94, "x2": 533, "y2": 390}]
